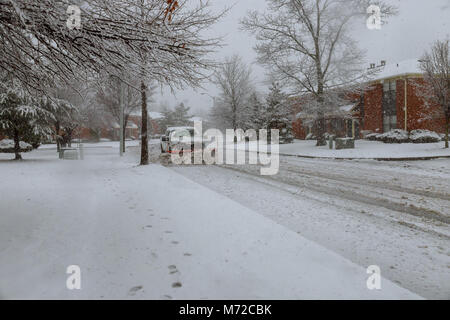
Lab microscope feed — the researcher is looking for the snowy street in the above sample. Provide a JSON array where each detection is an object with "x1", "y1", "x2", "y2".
[
  {"x1": 170, "y1": 152, "x2": 450, "y2": 299},
  {"x1": 0, "y1": 144, "x2": 429, "y2": 300}
]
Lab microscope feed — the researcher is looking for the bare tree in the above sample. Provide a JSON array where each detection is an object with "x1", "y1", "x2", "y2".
[
  {"x1": 1, "y1": 0, "x2": 225, "y2": 164},
  {"x1": 419, "y1": 39, "x2": 449, "y2": 148},
  {"x1": 95, "y1": 75, "x2": 140, "y2": 151},
  {"x1": 242, "y1": 0, "x2": 396, "y2": 145},
  {"x1": 211, "y1": 55, "x2": 253, "y2": 131}
]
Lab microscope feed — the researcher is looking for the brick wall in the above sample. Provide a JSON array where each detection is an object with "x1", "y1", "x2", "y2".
[
  {"x1": 397, "y1": 78, "x2": 446, "y2": 133},
  {"x1": 293, "y1": 119, "x2": 307, "y2": 139},
  {"x1": 362, "y1": 83, "x2": 383, "y2": 133}
]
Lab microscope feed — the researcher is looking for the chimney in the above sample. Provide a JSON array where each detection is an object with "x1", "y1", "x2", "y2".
[{"x1": 381, "y1": 60, "x2": 386, "y2": 66}]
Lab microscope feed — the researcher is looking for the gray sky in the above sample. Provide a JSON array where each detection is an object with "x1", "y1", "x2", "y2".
[{"x1": 153, "y1": 0, "x2": 450, "y2": 116}]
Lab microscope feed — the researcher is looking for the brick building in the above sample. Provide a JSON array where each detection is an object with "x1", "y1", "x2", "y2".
[
  {"x1": 73, "y1": 111, "x2": 164, "y2": 142},
  {"x1": 293, "y1": 59, "x2": 446, "y2": 139}
]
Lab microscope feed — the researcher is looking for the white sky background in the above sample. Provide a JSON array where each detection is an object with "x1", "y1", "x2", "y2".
[{"x1": 152, "y1": 0, "x2": 450, "y2": 116}]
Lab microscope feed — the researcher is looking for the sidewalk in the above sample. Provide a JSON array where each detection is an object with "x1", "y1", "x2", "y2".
[{"x1": 0, "y1": 148, "x2": 421, "y2": 299}]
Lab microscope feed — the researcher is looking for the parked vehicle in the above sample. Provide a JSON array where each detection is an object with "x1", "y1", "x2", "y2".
[{"x1": 160, "y1": 127, "x2": 214, "y2": 156}]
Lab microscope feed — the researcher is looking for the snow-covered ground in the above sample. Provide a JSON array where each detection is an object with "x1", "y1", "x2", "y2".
[
  {"x1": 0, "y1": 145, "x2": 422, "y2": 299},
  {"x1": 170, "y1": 155, "x2": 450, "y2": 299},
  {"x1": 228, "y1": 139, "x2": 450, "y2": 159}
]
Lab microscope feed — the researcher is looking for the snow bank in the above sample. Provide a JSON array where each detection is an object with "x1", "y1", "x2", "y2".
[{"x1": 228, "y1": 139, "x2": 450, "y2": 159}]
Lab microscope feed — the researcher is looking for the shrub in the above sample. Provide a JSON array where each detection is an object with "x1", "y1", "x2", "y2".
[
  {"x1": 377, "y1": 129, "x2": 410, "y2": 143},
  {"x1": 409, "y1": 130, "x2": 442, "y2": 144},
  {"x1": 364, "y1": 129, "x2": 443, "y2": 144}
]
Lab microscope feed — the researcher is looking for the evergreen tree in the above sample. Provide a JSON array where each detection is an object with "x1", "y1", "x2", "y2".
[
  {"x1": 246, "y1": 92, "x2": 266, "y2": 131},
  {"x1": 265, "y1": 82, "x2": 293, "y2": 144},
  {"x1": 160, "y1": 105, "x2": 176, "y2": 132},
  {"x1": 172, "y1": 102, "x2": 191, "y2": 126},
  {"x1": 0, "y1": 80, "x2": 54, "y2": 159}
]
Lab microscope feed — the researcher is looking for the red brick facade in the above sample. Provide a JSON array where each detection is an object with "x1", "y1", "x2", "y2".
[
  {"x1": 293, "y1": 75, "x2": 446, "y2": 140},
  {"x1": 362, "y1": 83, "x2": 383, "y2": 133}
]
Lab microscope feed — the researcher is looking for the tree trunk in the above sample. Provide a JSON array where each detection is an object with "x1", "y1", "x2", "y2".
[
  {"x1": 66, "y1": 129, "x2": 73, "y2": 148},
  {"x1": 122, "y1": 115, "x2": 130, "y2": 153},
  {"x1": 316, "y1": 94, "x2": 327, "y2": 147},
  {"x1": 445, "y1": 115, "x2": 449, "y2": 149},
  {"x1": 55, "y1": 121, "x2": 61, "y2": 152},
  {"x1": 13, "y1": 128, "x2": 22, "y2": 160},
  {"x1": 140, "y1": 80, "x2": 149, "y2": 165},
  {"x1": 316, "y1": 114, "x2": 327, "y2": 146}
]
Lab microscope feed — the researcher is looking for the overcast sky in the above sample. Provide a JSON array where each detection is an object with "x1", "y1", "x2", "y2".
[{"x1": 153, "y1": 0, "x2": 450, "y2": 116}]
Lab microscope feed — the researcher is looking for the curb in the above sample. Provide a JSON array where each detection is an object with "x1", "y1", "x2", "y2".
[
  {"x1": 278, "y1": 153, "x2": 450, "y2": 162},
  {"x1": 231, "y1": 148, "x2": 450, "y2": 162}
]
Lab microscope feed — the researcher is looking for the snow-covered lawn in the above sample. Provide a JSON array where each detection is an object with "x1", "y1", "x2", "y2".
[
  {"x1": 0, "y1": 146, "x2": 420, "y2": 299},
  {"x1": 228, "y1": 140, "x2": 450, "y2": 159}
]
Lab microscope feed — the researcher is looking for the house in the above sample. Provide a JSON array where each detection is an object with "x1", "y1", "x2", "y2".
[
  {"x1": 293, "y1": 59, "x2": 446, "y2": 139},
  {"x1": 73, "y1": 111, "x2": 165, "y2": 142}
]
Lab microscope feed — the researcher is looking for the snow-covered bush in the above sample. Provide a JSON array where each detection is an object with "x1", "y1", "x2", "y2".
[
  {"x1": 409, "y1": 130, "x2": 442, "y2": 143},
  {"x1": 365, "y1": 133, "x2": 379, "y2": 141},
  {"x1": 365, "y1": 129, "x2": 443, "y2": 144},
  {"x1": 0, "y1": 139, "x2": 33, "y2": 153},
  {"x1": 377, "y1": 129, "x2": 410, "y2": 143}
]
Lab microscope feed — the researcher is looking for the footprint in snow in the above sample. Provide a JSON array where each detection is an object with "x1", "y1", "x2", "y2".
[
  {"x1": 128, "y1": 286, "x2": 143, "y2": 296},
  {"x1": 172, "y1": 282, "x2": 182, "y2": 288}
]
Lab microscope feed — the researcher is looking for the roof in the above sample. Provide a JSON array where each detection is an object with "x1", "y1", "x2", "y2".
[
  {"x1": 370, "y1": 59, "x2": 422, "y2": 81},
  {"x1": 339, "y1": 104, "x2": 354, "y2": 112}
]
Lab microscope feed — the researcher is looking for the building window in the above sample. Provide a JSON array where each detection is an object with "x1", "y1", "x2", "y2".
[{"x1": 382, "y1": 80, "x2": 397, "y2": 132}]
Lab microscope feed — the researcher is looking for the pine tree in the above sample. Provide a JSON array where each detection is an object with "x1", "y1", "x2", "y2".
[
  {"x1": 172, "y1": 102, "x2": 191, "y2": 126},
  {"x1": 0, "y1": 80, "x2": 54, "y2": 159},
  {"x1": 246, "y1": 92, "x2": 266, "y2": 131},
  {"x1": 160, "y1": 105, "x2": 176, "y2": 132},
  {"x1": 265, "y1": 82, "x2": 293, "y2": 144}
]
